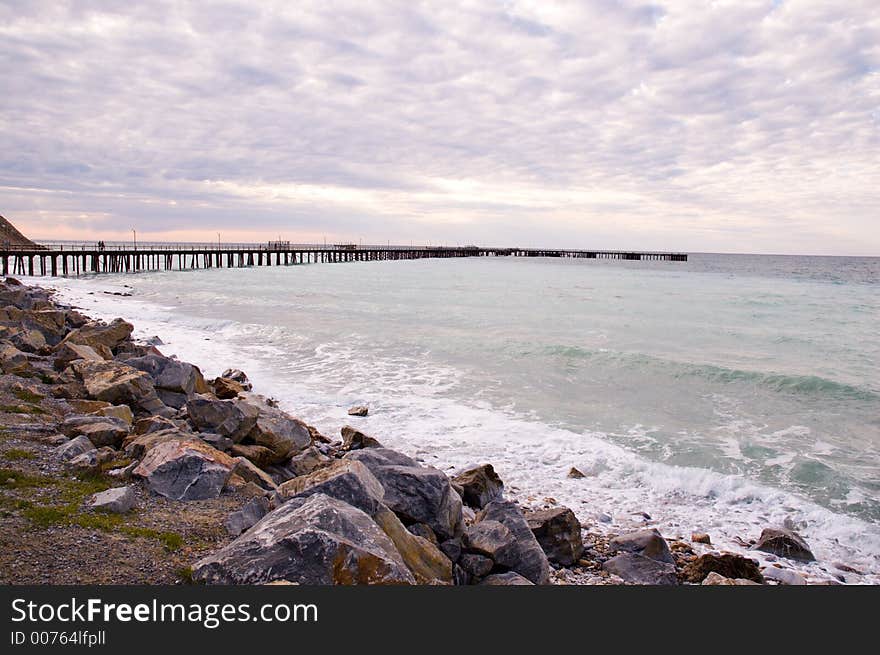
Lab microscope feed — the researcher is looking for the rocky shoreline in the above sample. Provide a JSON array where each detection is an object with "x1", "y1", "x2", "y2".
[{"x1": 0, "y1": 276, "x2": 849, "y2": 585}]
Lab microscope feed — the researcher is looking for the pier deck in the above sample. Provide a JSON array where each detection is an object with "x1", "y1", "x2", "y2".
[{"x1": 0, "y1": 244, "x2": 688, "y2": 277}]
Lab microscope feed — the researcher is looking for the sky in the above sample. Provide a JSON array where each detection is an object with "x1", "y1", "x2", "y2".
[{"x1": 1, "y1": 0, "x2": 878, "y2": 255}]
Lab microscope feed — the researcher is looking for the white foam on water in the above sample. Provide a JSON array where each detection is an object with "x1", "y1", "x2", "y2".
[{"x1": 38, "y1": 274, "x2": 880, "y2": 584}]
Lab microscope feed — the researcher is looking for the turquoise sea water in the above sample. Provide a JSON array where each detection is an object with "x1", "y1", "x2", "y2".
[{"x1": 45, "y1": 253, "x2": 880, "y2": 580}]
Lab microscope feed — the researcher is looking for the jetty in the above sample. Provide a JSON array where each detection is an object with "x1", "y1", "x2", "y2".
[{"x1": 0, "y1": 243, "x2": 688, "y2": 277}]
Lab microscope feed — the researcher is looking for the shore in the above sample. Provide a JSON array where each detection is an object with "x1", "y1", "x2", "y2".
[{"x1": 0, "y1": 276, "x2": 854, "y2": 585}]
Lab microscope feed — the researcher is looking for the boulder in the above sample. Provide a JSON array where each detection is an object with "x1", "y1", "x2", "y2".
[
  {"x1": 609, "y1": 529, "x2": 674, "y2": 564},
  {"x1": 681, "y1": 552, "x2": 764, "y2": 584},
  {"x1": 200, "y1": 433, "x2": 234, "y2": 451},
  {"x1": 61, "y1": 318, "x2": 133, "y2": 352},
  {"x1": 345, "y1": 449, "x2": 463, "y2": 541},
  {"x1": 94, "y1": 404, "x2": 134, "y2": 425},
  {"x1": 52, "y1": 435, "x2": 96, "y2": 462},
  {"x1": 212, "y1": 377, "x2": 244, "y2": 399},
  {"x1": 452, "y1": 464, "x2": 504, "y2": 509},
  {"x1": 66, "y1": 447, "x2": 116, "y2": 474},
  {"x1": 246, "y1": 398, "x2": 312, "y2": 463},
  {"x1": 373, "y1": 505, "x2": 454, "y2": 584},
  {"x1": 347, "y1": 406, "x2": 369, "y2": 417},
  {"x1": 157, "y1": 389, "x2": 188, "y2": 409},
  {"x1": 8, "y1": 327, "x2": 47, "y2": 353},
  {"x1": 762, "y1": 566, "x2": 807, "y2": 585},
  {"x1": 476, "y1": 500, "x2": 551, "y2": 585},
  {"x1": 132, "y1": 438, "x2": 236, "y2": 501},
  {"x1": 754, "y1": 528, "x2": 815, "y2": 562},
  {"x1": 87, "y1": 486, "x2": 136, "y2": 513},
  {"x1": 230, "y1": 443, "x2": 277, "y2": 468},
  {"x1": 341, "y1": 425, "x2": 382, "y2": 450},
  {"x1": 132, "y1": 415, "x2": 179, "y2": 436},
  {"x1": 124, "y1": 354, "x2": 208, "y2": 397},
  {"x1": 123, "y1": 428, "x2": 195, "y2": 459},
  {"x1": 231, "y1": 457, "x2": 278, "y2": 492},
  {"x1": 479, "y1": 572, "x2": 534, "y2": 586},
  {"x1": 278, "y1": 459, "x2": 385, "y2": 516},
  {"x1": 0, "y1": 341, "x2": 30, "y2": 374},
  {"x1": 702, "y1": 572, "x2": 762, "y2": 586},
  {"x1": 603, "y1": 553, "x2": 679, "y2": 585},
  {"x1": 226, "y1": 497, "x2": 271, "y2": 536},
  {"x1": 186, "y1": 394, "x2": 259, "y2": 442},
  {"x1": 53, "y1": 342, "x2": 105, "y2": 369},
  {"x1": 459, "y1": 553, "x2": 494, "y2": 578},
  {"x1": 71, "y1": 359, "x2": 170, "y2": 416},
  {"x1": 288, "y1": 446, "x2": 331, "y2": 477},
  {"x1": 73, "y1": 420, "x2": 129, "y2": 448},
  {"x1": 525, "y1": 506, "x2": 584, "y2": 567},
  {"x1": 567, "y1": 467, "x2": 586, "y2": 479},
  {"x1": 691, "y1": 532, "x2": 712, "y2": 545},
  {"x1": 463, "y1": 520, "x2": 518, "y2": 567},
  {"x1": 221, "y1": 368, "x2": 252, "y2": 391},
  {"x1": 192, "y1": 493, "x2": 415, "y2": 585}
]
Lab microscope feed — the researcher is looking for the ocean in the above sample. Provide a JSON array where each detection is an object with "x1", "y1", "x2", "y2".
[{"x1": 38, "y1": 252, "x2": 880, "y2": 582}]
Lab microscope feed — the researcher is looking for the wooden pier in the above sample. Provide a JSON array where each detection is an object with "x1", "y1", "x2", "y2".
[{"x1": 0, "y1": 243, "x2": 688, "y2": 277}]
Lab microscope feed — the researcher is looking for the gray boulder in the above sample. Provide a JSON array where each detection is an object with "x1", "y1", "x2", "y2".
[
  {"x1": 132, "y1": 438, "x2": 235, "y2": 500},
  {"x1": 476, "y1": 500, "x2": 551, "y2": 585},
  {"x1": 277, "y1": 459, "x2": 385, "y2": 516},
  {"x1": 225, "y1": 497, "x2": 271, "y2": 536},
  {"x1": 609, "y1": 529, "x2": 674, "y2": 564},
  {"x1": 463, "y1": 520, "x2": 518, "y2": 567},
  {"x1": 459, "y1": 553, "x2": 494, "y2": 578},
  {"x1": 245, "y1": 396, "x2": 312, "y2": 463},
  {"x1": 86, "y1": 486, "x2": 136, "y2": 513},
  {"x1": 345, "y1": 449, "x2": 463, "y2": 541},
  {"x1": 341, "y1": 425, "x2": 382, "y2": 450},
  {"x1": 52, "y1": 435, "x2": 96, "y2": 462},
  {"x1": 192, "y1": 493, "x2": 415, "y2": 585},
  {"x1": 124, "y1": 354, "x2": 207, "y2": 397},
  {"x1": 754, "y1": 528, "x2": 815, "y2": 562},
  {"x1": 603, "y1": 553, "x2": 679, "y2": 585},
  {"x1": 71, "y1": 359, "x2": 171, "y2": 416},
  {"x1": 452, "y1": 464, "x2": 504, "y2": 509},
  {"x1": 186, "y1": 394, "x2": 259, "y2": 442},
  {"x1": 525, "y1": 506, "x2": 584, "y2": 567},
  {"x1": 72, "y1": 420, "x2": 129, "y2": 448},
  {"x1": 288, "y1": 446, "x2": 331, "y2": 477}
]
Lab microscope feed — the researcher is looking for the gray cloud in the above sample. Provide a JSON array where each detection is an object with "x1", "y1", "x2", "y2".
[{"x1": 0, "y1": 0, "x2": 878, "y2": 254}]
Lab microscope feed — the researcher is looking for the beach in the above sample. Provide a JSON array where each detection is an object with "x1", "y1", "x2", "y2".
[{"x1": 2, "y1": 253, "x2": 877, "y2": 584}]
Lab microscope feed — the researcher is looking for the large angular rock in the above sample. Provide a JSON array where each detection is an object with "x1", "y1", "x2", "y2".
[
  {"x1": 212, "y1": 377, "x2": 244, "y2": 399},
  {"x1": 373, "y1": 505, "x2": 453, "y2": 584},
  {"x1": 53, "y1": 342, "x2": 105, "y2": 370},
  {"x1": 86, "y1": 486, "x2": 136, "y2": 514},
  {"x1": 603, "y1": 553, "x2": 679, "y2": 585},
  {"x1": 133, "y1": 438, "x2": 236, "y2": 500},
  {"x1": 231, "y1": 457, "x2": 278, "y2": 491},
  {"x1": 1, "y1": 307, "x2": 68, "y2": 345},
  {"x1": 345, "y1": 449, "x2": 463, "y2": 541},
  {"x1": 754, "y1": 528, "x2": 815, "y2": 562},
  {"x1": 288, "y1": 446, "x2": 331, "y2": 477},
  {"x1": 226, "y1": 497, "x2": 271, "y2": 536},
  {"x1": 192, "y1": 493, "x2": 416, "y2": 585},
  {"x1": 246, "y1": 397, "x2": 312, "y2": 463},
  {"x1": 278, "y1": 459, "x2": 385, "y2": 516},
  {"x1": 186, "y1": 394, "x2": 259, "y2": 442},
  {"x1": 61, "y1": 318, "x2": 133, "y2": 352},
  {"x1": 230, "y1": 443, "x2": 277, "y2": 468},
  {"x1": 0, "y1": 341, "x2": 29, "y2": 374},
  {"x1": 609, "y1": 529, "x2": 674, "y2": 564},
  {"x1": 73, "y1": 420, "x2": 129, "y2": 448},
  {"x1": 71, "y1": 359, "x2": 170, "y2": 416},
  {"x1": 123, "y1": 428, "x2": 190, "y2": 459},
  {"x1": 221, "y1": 368, "x2": 252, "y2": 391},
  {"x1": 525, "y1": 506, "x2": 584, "y2": 567},
  {"x1": 476, "y1": 500, "x2": 551, "y2": 585},
  {"x1": 341, "y1": 425, "x2": 382, "y2": 450},
  {"x1": 463, "y1": 520, "x2": 518, "y2": 567},
  {"x1": 452, "y1": 464, "x2": 504, "y2": 509},
  {"x1": 682, "y1": 552, "x2": 764, "y2": 584},
  {"x1": 124, "y1": 354, "x2": 208, "y2": 396},
  {"x1": 52, "y1": 435, "x2": 96, "y2": 462}
]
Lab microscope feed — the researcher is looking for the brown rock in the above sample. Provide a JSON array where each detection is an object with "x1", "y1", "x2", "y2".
[{"x1": 681, "y1": 552, "x2": 764, "y2": 584}]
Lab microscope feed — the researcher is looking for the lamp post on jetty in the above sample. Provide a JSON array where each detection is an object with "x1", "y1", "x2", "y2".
[{"x1": 132, "y1": 228, "x2": 137, "y2": 251}]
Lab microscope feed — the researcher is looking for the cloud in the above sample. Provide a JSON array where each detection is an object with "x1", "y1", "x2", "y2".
[{"x1": 0, "y1": 0, "x2": 878, "y2": 254}]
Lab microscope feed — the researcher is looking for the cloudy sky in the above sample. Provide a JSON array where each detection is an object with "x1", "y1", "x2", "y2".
[{"x1": 1, "y1": 1, "x2": 878, "y2": 254}]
